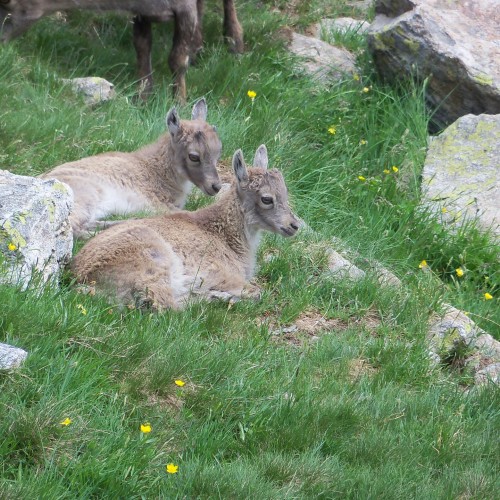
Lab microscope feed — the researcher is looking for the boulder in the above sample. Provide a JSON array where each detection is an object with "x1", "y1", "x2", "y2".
[
  {"x1": 421, "y1": 114, "x2": 500, "y2": 235},
  {"x1": 367, "y1": 0, "x2": 500, "y2": 128},
  {"x1": 0, "y1": 170, "x2": 73, "y2": 288},
  {"x1": 288, "y1": 32, "x2": 357, "y2": 84},
  {"x1": 63, "y1": 77, "x2": 116, "y2": 105},
  {"x1": 475, "y1": 363, "x2": 500, "y2": 386},
  {"x1": 0, "y1": 343, "x2": 28, "y2": 370}
]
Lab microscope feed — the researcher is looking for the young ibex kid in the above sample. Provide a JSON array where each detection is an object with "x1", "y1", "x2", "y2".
[
  {"x1": 41, "y1": 98, "x2": 222, "y2": 238},
  {"x1": 71, "y1": 145, "x2": 300, "y2": 310}
]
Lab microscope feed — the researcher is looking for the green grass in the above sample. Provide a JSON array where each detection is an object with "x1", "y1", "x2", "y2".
[{"x1": 1, "y1": 1, "x2": 499, "y2": 497}]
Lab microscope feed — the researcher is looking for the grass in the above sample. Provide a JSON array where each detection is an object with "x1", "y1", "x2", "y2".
[{"x1": 1, "y1": 0, "x2": 499, "y2": 497}]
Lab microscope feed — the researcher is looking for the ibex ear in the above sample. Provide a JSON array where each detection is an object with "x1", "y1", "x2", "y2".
[
  {"x1": 232, "y1": 149, "x2": 249, "y2": 183},
  {"x1": 253, "y1": 144, "x2": 268, "y2": 170},
  {"x1": 191, "y1": 98, "x2": 207, "y2": 121},
  {"x1": 166, "y1": 107, "x2": 180, "y2": 136}
]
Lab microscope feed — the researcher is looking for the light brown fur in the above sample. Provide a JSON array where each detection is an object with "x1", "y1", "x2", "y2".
[
  {"x1": 41, "y1": 99, "x2": 222, "y2": 238},
  {"x1": 71, "y1": 145, "x2": 300, "y2": 310}
]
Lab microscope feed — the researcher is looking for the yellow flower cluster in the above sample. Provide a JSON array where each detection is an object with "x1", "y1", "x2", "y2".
[
  {"x1": 328, "y1": 126, "x2": 336, "y2": 135},
  {"x1": 8, "y1": 243, "x2": 17, "y2": 251},
  {"x1": 455, "y1": 268, "x2": 464, "y2": 278},
  {"x1": 76, "y1": 304, "x2": 87, "y2": 315},
  {"x1": 247, "y1": 90, "x2": 256, "y2": 100},
  {"x1": 484, "y1": 293, "x2": 493, "y2": 300}
]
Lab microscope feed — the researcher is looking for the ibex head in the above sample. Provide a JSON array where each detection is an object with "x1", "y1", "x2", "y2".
[{"x1": 232, "y1": 145, "x2": 300, "y2": 237}]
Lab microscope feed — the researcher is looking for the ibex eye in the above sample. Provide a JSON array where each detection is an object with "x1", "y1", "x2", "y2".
[
  {"x1": 188, "y1": 153, "x2": 200, "y2": 162},
  {"x1": 261, "y1": 196, "x2": 273, "y2": 205}
]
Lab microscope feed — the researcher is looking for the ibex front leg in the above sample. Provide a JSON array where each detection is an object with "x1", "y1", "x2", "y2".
[{"x1": 133, "y1": 15, "x2": 153, "y2": 101}]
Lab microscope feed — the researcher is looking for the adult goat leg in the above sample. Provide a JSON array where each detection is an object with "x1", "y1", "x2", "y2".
[
  {"x1": 169, "y1": 9, "x2": 197, "y2": 103},
  {"x1": 133, "y1": 15, "x2": 153, "y2": 101},
  {"x1": 223, "y1": 0, "x2": 243, "y2": 53}
]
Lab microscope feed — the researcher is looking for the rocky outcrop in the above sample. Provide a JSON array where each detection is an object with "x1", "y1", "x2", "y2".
[
  {"x1": 0, "y1": 170, "x2": 74, "y2": 288},
  {"x1": 0, "y1": 343, "x2": 28, "y2": 370},
  {"x1": 421, "y1": 113, "x2": 500, "y2": 236},
  {"x1": 367, "y1": 0, "x2": 500, "y2": 128}
]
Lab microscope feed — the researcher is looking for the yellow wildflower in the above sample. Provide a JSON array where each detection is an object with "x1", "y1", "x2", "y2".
[
  {"x1": 441, "y1": 207, "x2": 448, "y2": 214},
  {"x1": 140, "y1": 423, "x2": 152, "y2": 433},
  {"x1": 419, "y1": 260, "x2": 428, "y2": 269},
  {"x1": 383, "y1": 169, "x2": 390, "y2": 174},
  {"x1": 76, "y1": 304, "x2": 87, "y2": 315},
  {"x1": 60, "y1": 418, "x2": 72, "y2": 426},
  {"x1": 328, "y1": 126, "x2": 336, "y2": 135},
  {"x1": 484, "y1": 293, "x2": 493, "y2": 300},
  {"x1": 174, "y1": 379, "x2": 185, "y2": 387},
  {"x1": 166, "y1": 463, "x2": 179, "y2": 474},
  {"x1": 8, "y1": 243, "x2": 17, "y2": 251},
  {"x1": 392, "y1": 166, "x2": 399, "y2": 173},
  {"x1": 353, "y1": 73, "x2": 360, "y2": 81},
  {"x1": 359, "y1": 139, "x2": 367, "y2": 145},
  {"x1": 455, "y1": 268, "x2": 464, "y2": 278},
  {"x1": 358, "y1": 175, "x2": 366, "y2": 182},
  {"x1": 362, "y1": 87, "x2": 370, "y2": 93},
  {"x1": 247, "y1": 90, "x2": 256, "y2": 100}
]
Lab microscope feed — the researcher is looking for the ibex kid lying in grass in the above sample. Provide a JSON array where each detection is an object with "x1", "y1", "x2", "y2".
[
  {"x1": 41, "y1": 98, "x2": 222, "y2": 238},
  {"x1": 71, "y1": 145, "x2": 300, "y2": 310}
]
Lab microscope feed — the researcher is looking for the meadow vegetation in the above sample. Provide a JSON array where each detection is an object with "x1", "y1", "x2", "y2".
[{"x1": 0, "y1": 0, "x2": 498, "y2": 497}]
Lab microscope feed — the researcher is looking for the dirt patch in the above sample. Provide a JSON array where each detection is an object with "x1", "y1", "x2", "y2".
[
  {"x1": 264, "y1": 308, "x2": 382, "y2": 347},
  {"x1": 145, "y1": 392, "x2": 184, "y2": 412},
  {"x1": 348, "y1": 357, "x2": 378, "y2": 381}
]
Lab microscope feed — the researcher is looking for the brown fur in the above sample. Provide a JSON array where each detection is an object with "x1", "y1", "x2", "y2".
[
  {"x1": 71, "y1": 145, "x2": 300, "y2": 310},
  {"x1": 41, "y1": 99, "x2": 222, "y2": 238}
]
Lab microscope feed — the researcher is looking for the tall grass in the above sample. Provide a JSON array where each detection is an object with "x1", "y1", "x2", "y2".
[{"x1": 1, "y1": 1, "x2": 498, "y2": 497}]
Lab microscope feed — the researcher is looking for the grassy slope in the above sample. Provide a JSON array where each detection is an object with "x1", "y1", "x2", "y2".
[{"x1": 0, "y1": 1, "x2": 499, "y2": 497}]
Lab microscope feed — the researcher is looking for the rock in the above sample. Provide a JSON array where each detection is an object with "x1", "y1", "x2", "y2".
[
  {"x1": 421, "y1": 114, "x2": 500, "y2": 235},
  {"x1": 473, "y1": 334, "x2": 500, "y2": 360},
  {"x1": 63, "y1": 77, "x2": 116, "y2": 105},
  {"x1": 475, "y1": 363, "x2": 500, "y2": 386},
  {"x1": 288, "y1": 32, "x2": 357, "y2": 83},
  {"x1": 346, "y1": 0, "x2": 374, "y2": 13},
  {"x1": 0, "y1": 170, "x2": 73, "y2": 289},
  {"x1": 0, "y1": 343, "x2": 28, "y2": 370},
  {"x1": 427, "y1": 305, "x2": 484, "y2": 361},
  {"x1": 367, "y1": 0, "x2": 500, "y2": 128},
  {"x1": 327, "y1": 249, "x2": 366, "y2": 281},
  {"x1": 317, "y1": 17, "x2": 370, "y2": 36}
]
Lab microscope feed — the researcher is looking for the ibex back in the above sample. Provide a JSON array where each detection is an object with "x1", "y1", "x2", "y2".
[{"x1": 41, "y1": 98, "x2": 222, "y2": 238}]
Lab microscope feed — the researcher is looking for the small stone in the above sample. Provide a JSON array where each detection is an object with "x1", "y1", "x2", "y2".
[
  {"x1": 288, "y1": 32, "x2": 357, "y2": 84},
  {"x1": 63, "y1": 77, "x2": 116, "y2": 105},
  {"x1": 475, "y1": 363, "x2": 500, "y2": 386},
  {"x1": 327, "y1": 249, "x2": 366, "y2": 281},
  {"x1": 0, "y1": 343, "x2": 28, "y2": 370},
  {"x1": 318, "y1": 17, "x2": 370, "y2": 36},
  {"x1": 472, "y1": 334, "x2": 500, "y2": 361}
]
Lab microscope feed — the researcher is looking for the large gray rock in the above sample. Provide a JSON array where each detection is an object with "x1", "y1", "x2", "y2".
[
  {"x1": 367, "y1": 0, "x2": 500, "y2": 128},
  {"x1": 289, "y1": 32, "x2": 357, "y2": 83},
  {"x1": 421, "y1": 114, "x2": 500, "y2": 235},
  {"x1": 0, "y1": 170, "x2": 74, "y2": 288},
  {"x1": 0, "y1": 343, "x2": 28, "y2": 370}
]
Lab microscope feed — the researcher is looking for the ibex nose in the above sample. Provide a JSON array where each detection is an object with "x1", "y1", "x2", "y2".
[
  {"x1": 290, "y1": 222, "x2": 299, "y2": 231},
  {"x1": 212, "y1": 182, "x2": 221, "y2": 193}
]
